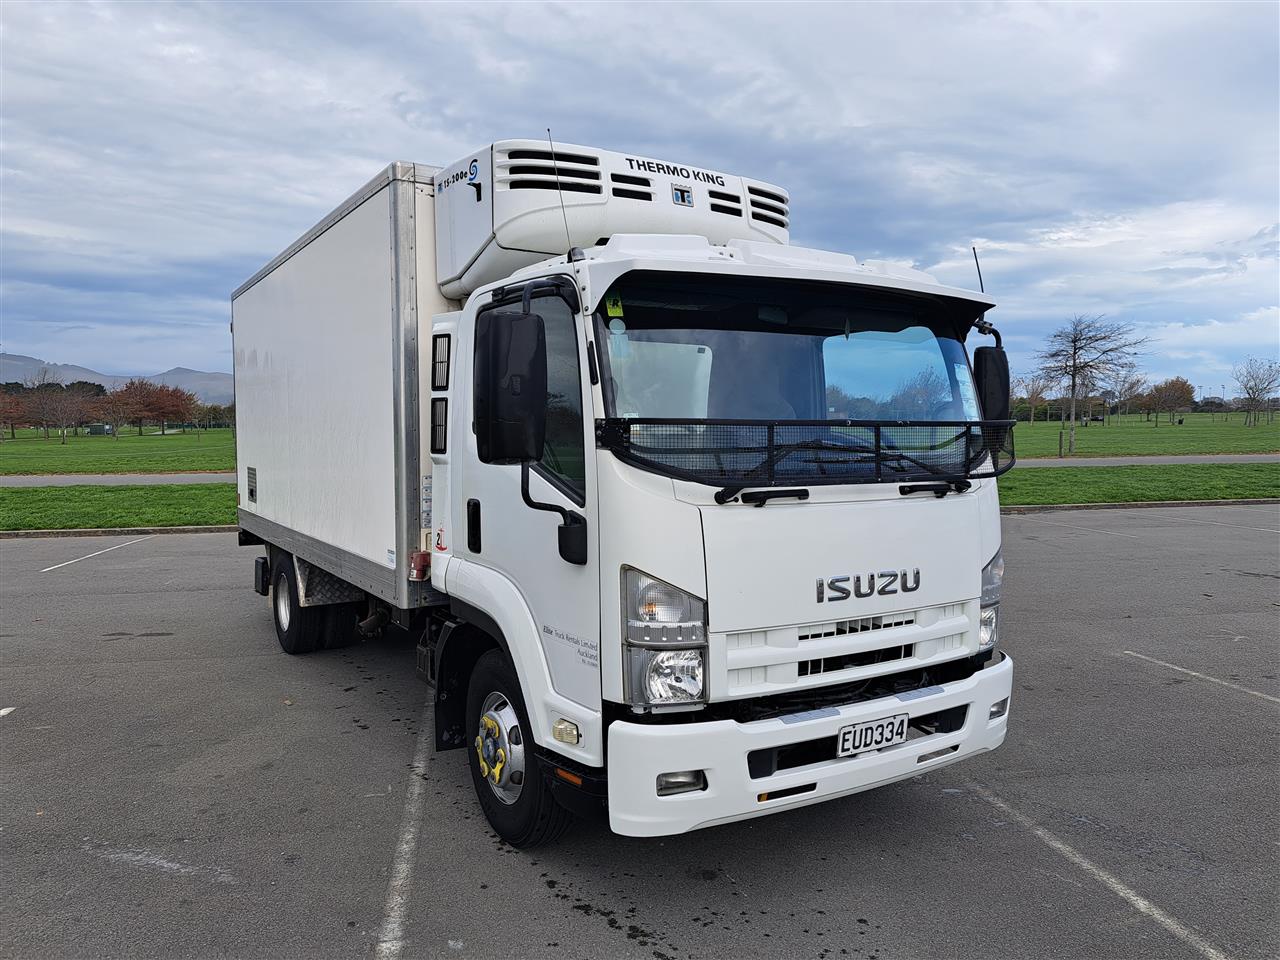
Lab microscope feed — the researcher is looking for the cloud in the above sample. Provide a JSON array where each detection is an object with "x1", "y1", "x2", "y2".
[{"x1": 0, "y1": 0, "x2": 1276, "y2": 382}]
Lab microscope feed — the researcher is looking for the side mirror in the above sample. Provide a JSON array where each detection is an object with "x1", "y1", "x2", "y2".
[
  {"x1": 973, "y1": 346, "x2": 1010, "y2": 421},
  {"x1": 474, "y1": 310, "x2": 547, "y2": 463}
]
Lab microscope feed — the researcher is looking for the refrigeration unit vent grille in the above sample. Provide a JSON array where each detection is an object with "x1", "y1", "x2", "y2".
[{"x1": 748, "y1": 185, "x2": 790, "y2": 228}]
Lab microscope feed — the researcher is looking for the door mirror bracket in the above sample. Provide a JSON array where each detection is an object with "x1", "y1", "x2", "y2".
[{"x1": 521, "y1": 463, "x2": 588, "y2": 565}]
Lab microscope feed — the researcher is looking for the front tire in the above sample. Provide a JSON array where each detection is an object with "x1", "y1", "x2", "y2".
[
  {"x1": 466, "y1": 650, "x2": 573, "y2": 847},
  {"x1": 271, "y1": 553, "x2": 324, "y2": 655}
]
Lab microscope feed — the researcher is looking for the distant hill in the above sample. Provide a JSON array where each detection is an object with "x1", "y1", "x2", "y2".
[{"x1": 0, "y1": 353, "x2": 234, "y2": 404}]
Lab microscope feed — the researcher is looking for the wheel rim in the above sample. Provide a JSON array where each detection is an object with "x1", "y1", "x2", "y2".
[
  {"x1": 275, "y1": 577, "x2": 291, "y2": 631},
  {"x1": 474, "y1": 691, "x2": 525, "y2": 805}
]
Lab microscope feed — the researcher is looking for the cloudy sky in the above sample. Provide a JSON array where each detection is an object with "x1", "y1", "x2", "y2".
[{"x1": 2, "y1": 0, "x2": 1277, "y2": 389}]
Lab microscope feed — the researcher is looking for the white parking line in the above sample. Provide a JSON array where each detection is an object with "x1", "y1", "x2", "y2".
[
  {"x1": 970, "y1": 784, "x2": 1234, "y2": 960},
  {"x1": 39, "y1": 536, "x2": 153, "y2": 573},
  {"x1": 1011, "y1": 516, "x2": 1139, "y2": 539},
  {"x1": 1123, "y1": 651, "x2": 1280, "y2": 705},
  {"x1": 374, "y1": 702, "x2": 434, "y2": 960},
  {"x1": 1158, "y1": 515, "x2": 1280, "y2": 534}
]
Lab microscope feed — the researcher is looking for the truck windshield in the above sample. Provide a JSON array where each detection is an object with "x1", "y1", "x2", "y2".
[
  {"x1": 592, "y1": 271, "x2": 1013, "y2": 488},
  {"x1": 595, "y1": 272, "x2": 981, "y2": 422}
]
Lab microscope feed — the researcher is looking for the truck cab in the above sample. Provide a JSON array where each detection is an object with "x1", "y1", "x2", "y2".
[{"x1": 234, "y1": 141, "x2": 1015, "y2": 845}]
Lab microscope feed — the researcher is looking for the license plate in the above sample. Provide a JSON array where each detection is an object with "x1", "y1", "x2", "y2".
[{"x1": 837, "y1": 713, "x2": 909, "y2": 757}]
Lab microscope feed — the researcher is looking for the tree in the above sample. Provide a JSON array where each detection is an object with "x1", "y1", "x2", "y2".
[
  {"x1": 1036, "y1": 315, "x2": 1148, "y2": 453},
  {"x1": 151, "y1": 385, "x2": 198, "y2": 433},
  {"x1": 1148, "y1": 377, "x2": 1195, "y2": 426},
  {"x1": 117, "y1": 379, "x2": 160, "y2": 434},
  {"x1": 1233, "y1": 357, "x2": 1280, "y2": 427},
  {"x1": 0, "y1": 382, "x2": 27, "y2": 440},
  {"x1": 1114, "y1": 367, "x2": 1149, "y2": 419},
  {"x1": 95, "y1": 385, "x2": 141, "y2": 439},
  {"x1": 22, "y1": 368, "x2": 64, "y2": 440},
  {"x1": 65, "y1": 381, "x2": 106, "y2": 436},
  {"x1": 1016, "y1": 373, "x2": 1054, "y2": 424},
  {"x1": 0, "y1": 390, "x2": 25, "y2": 442}
]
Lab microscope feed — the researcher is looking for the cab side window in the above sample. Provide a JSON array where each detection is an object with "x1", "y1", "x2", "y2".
[{"x1": 533, "y1": 296, "x2": 586, "y2": 500}]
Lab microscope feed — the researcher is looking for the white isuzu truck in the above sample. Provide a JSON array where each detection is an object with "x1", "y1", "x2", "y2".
[{"x1": 233, "y1": 140, "x2": 1016, "y2": 846}]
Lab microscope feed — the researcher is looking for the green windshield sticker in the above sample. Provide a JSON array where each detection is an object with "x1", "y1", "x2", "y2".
[{"x1": 605, "y1": 295, "x2": 625, "y2": 318}]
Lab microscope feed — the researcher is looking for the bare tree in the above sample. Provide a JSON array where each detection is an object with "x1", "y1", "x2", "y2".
[
  {"x1": 1016, "y1": 373, "x2": 1054, "y2": 425},
  {"x1": 1115, "y1": 367, "x2": 1149, "y2": 419},
  {"x1": 22, "y1": 368, "x2": 64, "y2": 440},
  {"x1": 96, "y1": 385, "x2": 141, "y2": 439},
  {"x1": 1234, "y1": 357, "x2": 1280, "y2": 426},
  {"x1": 1036, "y1": 315, "x2": 1148, "y2": 453}
]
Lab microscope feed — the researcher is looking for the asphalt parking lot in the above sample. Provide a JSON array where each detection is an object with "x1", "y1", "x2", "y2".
[{"x1": 2, "y1": 504, "x2": 1277, "y2": 960}]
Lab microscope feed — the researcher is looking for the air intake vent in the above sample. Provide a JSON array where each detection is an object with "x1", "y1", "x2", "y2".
[
  {"x1": 610, "y1": 173, "x2": 652, "y2": 201},
  {"x1": 509, "y1": 179, "x2": 601, "y2": 194},
  {"x1": 506, "y1": 148, "x2": 599, "y2": 166},
  {"x1": 798, "y1": 612, "x2": 915, "y2": 642},
  {"x1": 797, "y1": 643, "x2": 914, "y2": 677},
  {"x1": 708, "y1": 189, "x2": 743, "y2": 217},
  {"x1": 748, "y1": 184, "x2": 789, "y2": 228},
  {"x1": 498, "y1": 147, "x2": 603, "y2": 195}
]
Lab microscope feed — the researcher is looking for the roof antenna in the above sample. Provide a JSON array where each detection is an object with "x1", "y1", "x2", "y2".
[
  {"x1": 547, "y1": 128, "x2": 583, "y2": 262},
  {"x1": 969, "y1": 245, "x2": 1001, "y2": 346}
]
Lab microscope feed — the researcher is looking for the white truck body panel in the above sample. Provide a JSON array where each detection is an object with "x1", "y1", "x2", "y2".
[
  {"x1": 234, "y1": 184, "x2": 399, "y2": 569},
  {"x1": 233, "y1": 163, "x2": 445, "y2": 608}
]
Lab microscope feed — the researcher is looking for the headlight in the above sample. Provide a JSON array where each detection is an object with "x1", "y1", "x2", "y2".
[
  {"x1": 979, "y1": 548, "x2": 1003, "y2": 651},
  {"x1": 981, "y1": 547, "x2": 1004, "y2": 607},
  {"x1": 622, "y1": 568, "x2": 707, "y2": 708}
]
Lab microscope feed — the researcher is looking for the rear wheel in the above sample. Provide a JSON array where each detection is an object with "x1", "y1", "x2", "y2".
[
  {"x1": 321, "y1": 601, "x2": 361, "y2": 650},
  {"x1": 466, "y1": 650, "x2": 573, "y2": 847},
  {"x1": 271, "y1": 553, "x2": 324, "y2": 654}
]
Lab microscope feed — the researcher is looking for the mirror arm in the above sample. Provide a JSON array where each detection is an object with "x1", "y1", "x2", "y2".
[
  {"x1": 520, "y1": 462, "x2": 572, "y2": 522},
  {"x1": 973, "y1": 316, "x2": 1002, "y2": 348},
  {"x1": 520, "y1": 463, "x2": 588, "y2": 566}
]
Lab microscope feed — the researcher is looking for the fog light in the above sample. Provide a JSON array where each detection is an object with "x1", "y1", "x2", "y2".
[
  {"x1": 656, "y1": 770, "x2": 707, "y2": 796},
  {"x1": 552, "y1": 718, "x2": 580, "y2": 744},
  {"x1": 989, "y1": 697, "x2": 1009, "y2": 720}
]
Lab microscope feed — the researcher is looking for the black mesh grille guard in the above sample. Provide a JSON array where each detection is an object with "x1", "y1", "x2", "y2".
[{"x1": 595, "y1": 419, "x2": 1015, "y2": 488}]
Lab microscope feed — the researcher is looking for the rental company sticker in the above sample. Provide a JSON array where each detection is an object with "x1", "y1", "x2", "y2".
[{"x1": 542, "y1": 624, "x2": 599, "y2": 670}]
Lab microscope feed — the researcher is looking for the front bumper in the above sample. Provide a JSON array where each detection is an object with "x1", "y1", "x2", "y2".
[{"x1": 607, "y1": 653, "x2": 1012, "y2": 837}]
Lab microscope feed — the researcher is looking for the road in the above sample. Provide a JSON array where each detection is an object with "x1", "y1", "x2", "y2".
[{"x1": 1, "y1": 505, "x2": 1277, "y2": 960}]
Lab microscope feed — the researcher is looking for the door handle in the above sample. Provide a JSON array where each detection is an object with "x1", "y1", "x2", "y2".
[{"x1": 466, "y1": 499, "x2": 481, "y2": 553}]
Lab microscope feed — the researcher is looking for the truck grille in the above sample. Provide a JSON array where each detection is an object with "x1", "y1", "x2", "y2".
[
  {"x1": 798, "y1": 612, "x2": 915, "y2": 642},
  {"x1": 720, "y1": 602, "x2": 972, "y2": 698}
]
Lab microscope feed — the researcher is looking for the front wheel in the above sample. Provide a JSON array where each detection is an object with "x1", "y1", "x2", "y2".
[{"x1": 466, "y1": 650, "x2": 573, "y2": 847}]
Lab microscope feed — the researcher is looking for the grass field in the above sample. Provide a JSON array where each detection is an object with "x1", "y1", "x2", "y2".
[
  {"x1": 1, "y1": 415, "x2": 1275, "y2": 475},
  {"x1": 1, "y1": 464, "x2": 1275, "y2": 531},
  {"x1": 0, "y1": 428, "x2": 235, "y2": 475},
  {"x1": 0, "y1": 483, "x2": 236, "y2": 531},
  {"x1": 1013, "y1": 412, "x2": 1279, "y2": 458},
  {"x1": 998, "y1": 463, "x2": 1280, "y2": 505}
]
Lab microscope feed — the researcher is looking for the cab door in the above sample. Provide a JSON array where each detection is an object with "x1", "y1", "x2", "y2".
[{"x1": 455, "y1": 280, "x2": 601, "y2": 709}]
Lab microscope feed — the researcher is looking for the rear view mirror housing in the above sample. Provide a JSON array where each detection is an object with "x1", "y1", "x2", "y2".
[
  {"x1": 973, "y1": 346, "x2": 1011, "y2": 422},
  {"x1": 474, "y1": 310, "x2": 548, "y2": 464}
]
